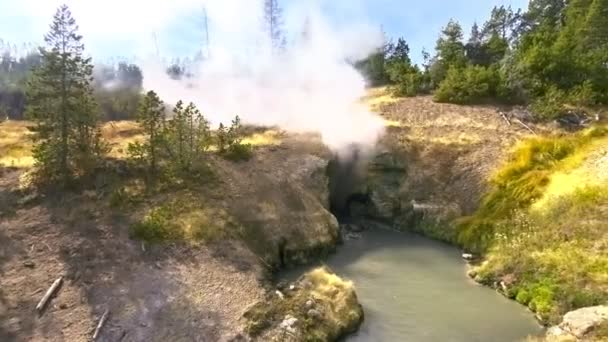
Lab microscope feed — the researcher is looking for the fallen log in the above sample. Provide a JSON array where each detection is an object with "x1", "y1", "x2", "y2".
[
  {"x1": 499, "y1": 111, "x2": 512, "y2": 126},
  {"x1": 92, "y1": 308, "x2": 110, "y2": 340},
  {"x1": 514, "y1": 118, "x2": 536, "y2": 135},
  {"x1": 36, "y1": 276, "x2": 63, "y2": 314}
]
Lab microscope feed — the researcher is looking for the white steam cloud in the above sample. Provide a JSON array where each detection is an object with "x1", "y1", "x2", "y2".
[{"x1": 141, "y1": 0, "x2": 386, "y2": 151}]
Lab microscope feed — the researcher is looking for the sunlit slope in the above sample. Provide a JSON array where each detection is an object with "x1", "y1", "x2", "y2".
[{"x1": 460, "y1": 126, "x2": 608, "y2": 323}]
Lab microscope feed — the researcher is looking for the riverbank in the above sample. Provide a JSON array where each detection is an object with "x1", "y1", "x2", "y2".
[{"x1": 365, "y1": 88, "x2": 608, "y2": 339}]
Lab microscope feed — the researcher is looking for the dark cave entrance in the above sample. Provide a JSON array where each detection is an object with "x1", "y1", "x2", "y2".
[{"x1": 327, "y1": 146, "x2": 371, "y2": 223}]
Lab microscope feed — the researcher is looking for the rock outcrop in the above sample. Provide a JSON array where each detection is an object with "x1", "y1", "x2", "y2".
[
  {"x1": 545, "y1": 306, "x2": 608, "y2": 341},
  {"x1": 244, "y1": 267, "x2": 364, "y2": 341}
]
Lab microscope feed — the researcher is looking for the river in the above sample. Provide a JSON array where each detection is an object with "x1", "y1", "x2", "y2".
[{"x1": 285, "y1": 226, "x2": 543, "y2": 341}]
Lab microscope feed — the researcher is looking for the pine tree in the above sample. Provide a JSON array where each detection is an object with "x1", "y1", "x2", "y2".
[
  {"x1": 26, "y1": 5, "x2": 105, "y2": 186},
  {"x1": 582, "y1": 0, "x2": 608, "y2": 49},
  {"x1": 430, "y1": 19, "x2": 466, "y2": 86},
  {"x1": 264, "y1": 0, "x2": 286, "y2": 53},
  {"x1": 130, "y1": 91, "x2": 165, "y2": 174}
]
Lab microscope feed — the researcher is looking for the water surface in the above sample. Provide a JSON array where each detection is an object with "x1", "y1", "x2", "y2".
[{"x1": 286, "y1": 228, "x2": 543, "y2": 341}]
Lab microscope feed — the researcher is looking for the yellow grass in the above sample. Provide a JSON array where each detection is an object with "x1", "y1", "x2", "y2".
[
  {"x1": 532, "y1": 137, "x2": 608, "y2": 212},
  {"x1": 362, "y1": 87, "x2": 400, "y2": 111},
  {"x1": 101, "y1": 121, "x2": 144, "y2": 159},
  {"x1": 241, "y1": 129, "x2": 283, "y2": 146},
  {"x1": 0, "y1": 120, "x2": 145, "y2": 166},
  {"x1": 0, "y1": 120, "x2": 35, "y2": 167}
]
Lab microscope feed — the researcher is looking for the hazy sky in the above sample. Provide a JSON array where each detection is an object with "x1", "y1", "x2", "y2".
[{"x1": 0, "y1": 0, "x2": 528, "y2": 64}]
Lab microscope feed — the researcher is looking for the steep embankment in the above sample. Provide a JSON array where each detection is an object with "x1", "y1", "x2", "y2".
[
  {"x1": 361, "y1": 89, "x2": 608, "y2": 339},
  {"x1": 0, "y1": 121, "x2": 357, "y2": 341}
]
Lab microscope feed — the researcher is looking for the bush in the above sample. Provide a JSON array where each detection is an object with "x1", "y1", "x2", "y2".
[
  {"x1": 434, "y1": 65, "x2": 500, "y2": 104},
  {"x1": 530, "y1": 86, "x2": 568, "y2": 120},
  {"x1": 130, "y1": 205, "x2": 181, "y2": 242},
  {"x1": 224, "y1": 143, "x2": 253, "y2": 162},
  {"x1": 217, "y1": 116, "x2": 253, "y2": 162}
]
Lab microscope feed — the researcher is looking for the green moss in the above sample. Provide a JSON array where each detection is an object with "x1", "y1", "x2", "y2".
[{"x1": 244, "y1": 267, "x2": 363, "y2": 340}]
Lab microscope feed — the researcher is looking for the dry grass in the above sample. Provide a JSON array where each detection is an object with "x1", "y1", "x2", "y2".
[
  {"x1": 0, "y1": 120, "x2": 146, "y2": 166},
  {"x1": 363, "y1": 87, "x2": 400, "y2": 112},
  {"x1": 101, "y1": 121, "x2": 144, "y2": 159},
  {"x1": 241, "y1": 129, "x2": 284, "y2": 146},
  {"x1": 0, "y1": 120, "x2": 35, "y2": 167}
]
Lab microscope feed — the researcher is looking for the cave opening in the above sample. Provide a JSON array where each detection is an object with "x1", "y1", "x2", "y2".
[{"x1": 327, "y1": 145, "x2": 371, "y2": 223}]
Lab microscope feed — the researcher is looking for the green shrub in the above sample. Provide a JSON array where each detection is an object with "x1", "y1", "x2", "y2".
[
  {"x1": 130, "y1": 205, "x2": 181, "y2": 242},
  {"x1": 434, "y1": 65, "x2": 500, "y2": 104},
  {"x1": 224, "y1": 143, "x2": 253, "y2": 162},
  {"x1": 530, "y1": 86, "x2": 568, "y2": 120},
  {"x1": 515, "y1": 289, "x2": 532, "y2": 305}
]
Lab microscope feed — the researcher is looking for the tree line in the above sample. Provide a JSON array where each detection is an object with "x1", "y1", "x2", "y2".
[{"x1": 356, "y1": 0, "x2": 608, "y2": 119}]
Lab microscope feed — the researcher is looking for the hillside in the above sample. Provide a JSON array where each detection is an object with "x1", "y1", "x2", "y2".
[{"x1": 0, "y1": 120, "x2": 357, "y2": 341}]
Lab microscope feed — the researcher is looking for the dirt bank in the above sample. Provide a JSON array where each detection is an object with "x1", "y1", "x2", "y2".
[{"x1": 0, "y1": 122, "x2": 342, "y2": 342}]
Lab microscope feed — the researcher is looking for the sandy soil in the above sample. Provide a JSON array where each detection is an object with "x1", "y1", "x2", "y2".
[{"x1": 0, "y1": 165, "x2": 267, "y2": 342}]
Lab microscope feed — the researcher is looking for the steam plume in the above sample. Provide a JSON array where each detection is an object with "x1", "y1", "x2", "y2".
[{"x1": 141, "y1": 0, "x2": 386, "y2": 151}]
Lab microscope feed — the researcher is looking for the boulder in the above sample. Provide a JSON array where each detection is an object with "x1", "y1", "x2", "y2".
[
  {"x1": 546, "y1": 306, "x2": 608, "y2": 340},
  {"x1": 244, "y1": 267, "x2": 364, "y2": 341}
]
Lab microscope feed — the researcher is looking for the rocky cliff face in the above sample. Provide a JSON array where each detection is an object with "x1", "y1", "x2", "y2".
[{"x1": 215, "y1": 137, "x2": 341, "y2": 270}]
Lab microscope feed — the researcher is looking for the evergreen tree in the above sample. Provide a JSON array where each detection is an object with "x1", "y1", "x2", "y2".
[
  {"x1": 582, "y1": 0, "x2": 608, "y2": 49},
  {"x1": 130, "y1": 91, "x2": 165, "y2": 174},
  {"x1": 263, "y1": 0, "x2": 286, "y2": 53},
  {"x1": 26, "y1": 5, "x2": 105, "y2": 186},
  {"x1": 385, "y1": 38, "x2": 422, "y2": 96},
  {"x1": 466, "y1": 22, "x2": 484, "y2": 64},
  {"x1": 430, "y1": 19, "x2": 466, "y2": 86}
]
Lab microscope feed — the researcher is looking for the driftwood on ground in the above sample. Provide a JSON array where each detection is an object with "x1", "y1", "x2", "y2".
[
  {"x1": 514, "y1": 118, "x2": 536, "y2": 135},
  {"x1": 92, "y1": 308, "x2": 110, "y2": 340},
  {"x1": 36, "y1": 276, "x2": 63, "y2": 314}
]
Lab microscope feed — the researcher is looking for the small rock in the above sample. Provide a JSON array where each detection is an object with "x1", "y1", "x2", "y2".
[
  {"x1": 279, "y1": 315, "x2": 298, "y2": 334},
  {"x1": 462, "y1": 253, "x2": 476, "y2": 261},
  {"x1": 289, "y1": 284, "x2": 296, "y2": 291},
  {"x1": 140, "y1": 322, "x2": 148, "y2": 327},
  {"x1": 307, "y1": 309, "x2": 322, "y2": 320},
  {"x1": 559, "y1": 305, "x2": 608, "y2": 338},
  {"x1": 17, "y1": 193, "x2": 38, "y2": 206},
  {"x1": 305, "y1": 300, "x2": 314, "y2": 308},
  {"x1": 23, "y1": 261, "x2": 35, "y2": 268},
  {"x1": 467, "y1": 269, "x2": 477, "y2": 279},
  {"x1": 275, "y1": 290, "x2": 285, "y2": 300},
  {"x1": 499, "y1": 281, "x2": 509, "y2": 294},
  {"x1": 59, "y1": 303, "x2": 68, "y2": 310}
]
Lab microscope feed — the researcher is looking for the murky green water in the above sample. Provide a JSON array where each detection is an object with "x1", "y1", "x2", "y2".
[{"x1": 287, "y1": 227, "x2": 543, "y2": 341}]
